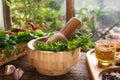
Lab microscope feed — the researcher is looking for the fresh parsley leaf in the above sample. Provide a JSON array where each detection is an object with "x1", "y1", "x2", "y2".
[{"x1": 34, "y1": 32, "x2": 95, "y2": 52}]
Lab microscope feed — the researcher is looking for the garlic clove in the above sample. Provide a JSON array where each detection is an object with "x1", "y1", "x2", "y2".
[
  {"x1": 4, "y1": 65, "x2": 16, "y2": 75},
  {"x1": 13, "y1": 68, "x2": 24, "y2": 80}
]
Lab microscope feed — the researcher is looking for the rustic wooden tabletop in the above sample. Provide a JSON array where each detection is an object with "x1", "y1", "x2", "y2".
[{"x1": 0, "y1": 52, "x2": 90, "y2": 80}]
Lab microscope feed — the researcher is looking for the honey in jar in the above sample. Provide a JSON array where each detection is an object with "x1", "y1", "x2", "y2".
[{"x1": 95, "y1": 40, "x2": 116, "y2": 67}]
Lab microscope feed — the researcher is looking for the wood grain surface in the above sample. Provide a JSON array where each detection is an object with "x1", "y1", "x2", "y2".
[
  {"x1": 86, "y1": 49, "x2": 120, "y2": 80},
  {"x1": 0, "y1": 52, "x2": 90, "y2": 80}
]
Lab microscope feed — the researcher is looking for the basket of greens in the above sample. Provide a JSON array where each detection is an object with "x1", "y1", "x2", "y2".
[
  {"x1": 0, "y1": 31, "x2": 18, "y2": 66},
  {"x1": 0, "y1": 29, "x2": 45, "y2": 66}
]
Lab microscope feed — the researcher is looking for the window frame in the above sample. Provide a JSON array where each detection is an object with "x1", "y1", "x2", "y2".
[
  {"x1": 3, "y1": 0, "x2": 74, "y2": 30},
  {"x1": 2, "y1": 0, "x2": 11, "y2": 30}
]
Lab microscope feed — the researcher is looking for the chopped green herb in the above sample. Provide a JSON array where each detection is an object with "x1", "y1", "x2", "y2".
[{"x1": 34, "y1": 32, "x2": 95, "y2": 52}]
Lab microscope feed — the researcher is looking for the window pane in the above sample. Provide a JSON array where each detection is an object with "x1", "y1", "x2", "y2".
[
  {"x1": 0, "y1": 0, "x2": 5, "y2": 30},
  {"x1": 6, "y1": 0, "x2": 66, "y2": 32},
  {"x1": 75, "y1": 0, "x2": 120, "y2": 40}
]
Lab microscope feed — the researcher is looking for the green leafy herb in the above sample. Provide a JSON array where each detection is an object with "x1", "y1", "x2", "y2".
[
  {"x1": 0, "y1": 32, "x2": 18, "y2": 57},
  {"x1": 0, "y1": 30, "x2": 45, "y2": 58},
  {"x1": 34, "y1": 32, "x2": 95, "y2": 52},
  {"x1": 16, "y1": 30, "x2": 34, "y2": 43}
]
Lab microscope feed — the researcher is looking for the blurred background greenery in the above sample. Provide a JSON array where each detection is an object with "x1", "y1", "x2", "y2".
[
  {"x1": 6, "y1": 0, "x2": 64, "y2": 32},
  {"x1": 5, "y1": 0, "x2": 120, "y2": 41}
]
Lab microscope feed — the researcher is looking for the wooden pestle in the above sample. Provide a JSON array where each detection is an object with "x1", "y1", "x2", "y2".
[
  {"x1": 60, "y1": 17, "x2": 82, "y2": 39},
  {"x1": 47, "y1": 33, "x2": 68, "y2": 42},
  {"x1": 47, "y1": 17, "x2": 82, "y2": 42}
]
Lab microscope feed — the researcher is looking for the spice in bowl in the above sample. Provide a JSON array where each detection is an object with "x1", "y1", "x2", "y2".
[{"x1": 101, "y1": 70, "x2": 120, "y2": 80}]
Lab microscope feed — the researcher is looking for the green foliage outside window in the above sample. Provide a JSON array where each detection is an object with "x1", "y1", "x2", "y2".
[
  {"x1": 6, "y1": 0, "x2": 63, "y2": 32},
  {"x1": 76, "y1": 5, "x2": 108, "y2": 41}
]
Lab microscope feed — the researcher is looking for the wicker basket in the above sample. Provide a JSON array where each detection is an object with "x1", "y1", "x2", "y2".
[
  {"x1": 0, "y1": 43, "x2": 27, "y2": 66},
  {"x1": 27, "y1": 37, "x2": 80, "y2": 76}
]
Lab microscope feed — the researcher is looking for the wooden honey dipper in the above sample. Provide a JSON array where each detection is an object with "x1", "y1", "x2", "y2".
[{"x1": 47, "y1": 17, "x2": 82, "y2": 42}]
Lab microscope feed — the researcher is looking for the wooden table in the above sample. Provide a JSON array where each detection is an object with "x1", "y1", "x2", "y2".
[{"x1": 0, "y1": 52, "x2": 90, "y2": 80}]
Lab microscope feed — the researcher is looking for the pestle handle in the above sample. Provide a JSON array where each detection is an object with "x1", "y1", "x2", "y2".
[
  {"x1": 47, "y1": 17, "x2": 82, "y2": 42},
  {"x1": 60, "y1": 17, "x2": 82, "y2": 39},
  {"x1": 47, "y1": 33, "x2": 68, "y2": 42}
]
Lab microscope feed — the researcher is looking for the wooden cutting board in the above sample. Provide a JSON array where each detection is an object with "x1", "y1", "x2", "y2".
[{"x1": 86, "y1": 49, "x2": 120, "y2": 80}]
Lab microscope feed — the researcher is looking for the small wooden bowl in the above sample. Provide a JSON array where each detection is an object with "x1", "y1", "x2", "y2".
[
  {"x1": 86, "y1": 49, "x2": 120, "y2": 80},
  {"x1": 27, "y1": 37, "x2": 80, "y2": 76},
  {"x1": 99, "y1": 67, "x2": 120, "y2": 80}
]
